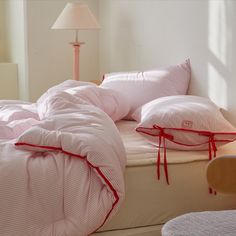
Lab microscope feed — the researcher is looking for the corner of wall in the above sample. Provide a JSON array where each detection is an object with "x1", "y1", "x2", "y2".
[{"x1": 4, "y1": 0, "x2": 29, "y2": 101}]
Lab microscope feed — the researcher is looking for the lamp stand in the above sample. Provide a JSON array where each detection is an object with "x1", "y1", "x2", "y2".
[{"x1": 70, "y1": 42, "x2": 85, "y2": 81}]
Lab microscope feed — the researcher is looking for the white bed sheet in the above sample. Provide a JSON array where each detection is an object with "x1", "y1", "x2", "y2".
[{"x1": 117, "y1": 120, "x2": 236, "y2": 166}]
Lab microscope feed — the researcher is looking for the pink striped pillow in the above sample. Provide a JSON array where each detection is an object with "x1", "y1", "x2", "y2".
[
  {"x1": 100, "y1": 60, "x2": 191, "y2": 119},
  {"x1": 133, "y1": 95, "x2": 236, "y2": 151}
]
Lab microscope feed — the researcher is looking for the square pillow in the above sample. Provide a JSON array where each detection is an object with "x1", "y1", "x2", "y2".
[
  {"x1": 133, "y1": 95, "x2": 236, "y2": 184},
  {"x1": 132, "y1": 95, "x2": 236, "y2": 152},
  {"x1": 100, "y1": 59, "x2": 191, "y2": 119}
]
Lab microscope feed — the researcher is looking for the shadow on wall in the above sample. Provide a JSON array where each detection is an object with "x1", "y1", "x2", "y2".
[
  {"x1": 99, "y1": 0, "x2": 236, "y2": 126},
  {"x1": 206, "y1": 0, "x2": 235, "y2": 126}
]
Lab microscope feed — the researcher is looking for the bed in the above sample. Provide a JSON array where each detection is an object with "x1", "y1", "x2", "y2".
[
  {"x1": 1, "y1": 59, "x2": 236, "y2": 235},
  {"x1": 94, "y1": 120, "x2": 236, "y2": 236}
]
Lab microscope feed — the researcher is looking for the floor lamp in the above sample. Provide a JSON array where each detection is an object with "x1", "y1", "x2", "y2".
[{"x1": 51, "y1": 3, "x2": 100, "y2": 81}]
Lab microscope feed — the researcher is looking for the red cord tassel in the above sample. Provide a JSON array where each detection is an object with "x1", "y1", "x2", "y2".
[
  {"x1": 163, "y1": 137, "x2": 169, "y2": 185},
  {"x1": 154, "y1": 125, "x2": 171, "y2": 185},
  {"x1": 157, "y1": 135, "x2": 161, "y2": 180},
  {"x1": 208, "y1": 134, "x2": 217, "y2": 195}
]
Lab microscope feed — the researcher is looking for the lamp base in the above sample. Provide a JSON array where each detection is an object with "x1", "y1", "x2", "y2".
[{"x1": 70, "y1": 42, "x2": 85, "y2": 81}]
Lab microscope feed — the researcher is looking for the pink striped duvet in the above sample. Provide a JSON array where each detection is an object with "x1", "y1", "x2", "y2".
[{"x1": 0, "y1": 81, "x2": 126, "y2": 236}]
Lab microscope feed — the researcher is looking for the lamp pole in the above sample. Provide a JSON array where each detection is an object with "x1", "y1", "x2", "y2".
[
  {"x1": 71, "y1": 30, "x2": 84, "y2": 81},
  {"x1": 51, "y1": 3, "x2": 100, "y2": 81}
]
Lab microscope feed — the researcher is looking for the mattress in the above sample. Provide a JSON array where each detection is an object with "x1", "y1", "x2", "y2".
[
  {"x1": 97, "y1": 121, "x2": 236, "y2": 234},
  {"x1": 116, "y1": 120, "x2": 236, "y2": 166}
]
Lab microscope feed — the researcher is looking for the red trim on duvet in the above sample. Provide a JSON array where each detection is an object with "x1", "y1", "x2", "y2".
[{"x1": 15, "y1": 142, "x2": 119, "y2": 235}]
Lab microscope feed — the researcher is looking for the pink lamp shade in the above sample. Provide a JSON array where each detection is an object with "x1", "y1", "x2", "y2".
[{"x1": 51, "y1": 3, "x2": 100, "y2": 80}]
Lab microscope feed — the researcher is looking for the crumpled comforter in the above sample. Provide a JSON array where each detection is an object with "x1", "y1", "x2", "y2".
[{"x1": 0, "y1": 80, "x2": 127, "y2": 236}]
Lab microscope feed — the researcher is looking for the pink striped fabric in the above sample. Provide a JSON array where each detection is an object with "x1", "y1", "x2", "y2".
[
  {"x1": 101, "y1": 59, "x2": 191, "y2": 119},
  {"x1": 133, "y1": 95, "x2": 236, "y2": 184},
  {"x1": 0, "y1": 81, "x2": 126, "y2": 235}
]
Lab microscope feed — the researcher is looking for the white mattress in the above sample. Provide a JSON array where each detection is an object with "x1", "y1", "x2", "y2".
[
  {"x1": 117, "y1": 120, "x2": 236, "y2": 166},
  {"x1": 97, "y1": 121, "x2": 236, "y2": 233}
]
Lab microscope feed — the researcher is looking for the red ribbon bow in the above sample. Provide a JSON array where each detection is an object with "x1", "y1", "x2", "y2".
[{"x1": 153, "y1": 125, "x2": 174, "y2": 185}]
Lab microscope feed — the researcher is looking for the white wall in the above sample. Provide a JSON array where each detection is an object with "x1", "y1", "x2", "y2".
[
  {"x1": 26, "y1": 0, "x2": 99, "y2": 101},
  {"x1": 2, "y1": 0, "x2": 236, "y2": 125},
  {"x1": 1, "y1": 0, "x2": 99, "y2": 101},
  {"x1": 0, "y1": 1, "x2": 6, "y2": 62},
  {"x1": 4, "y1": 0, "x2": 28, "y2": 100},
  {"x1": 0, "y1": 63, "x2": 18, "y2": 99},
  {"x1": 99, "y1": 0, "x2": 236, "y2": 126}
]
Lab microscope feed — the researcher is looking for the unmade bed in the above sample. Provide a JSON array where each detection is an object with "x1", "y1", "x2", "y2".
[
  {"x1": 1, "y1": 74, "x2": 236, "y2": 236},
  {"x1": 95, "y1": 120, "x2": 236, "y2": 236}
]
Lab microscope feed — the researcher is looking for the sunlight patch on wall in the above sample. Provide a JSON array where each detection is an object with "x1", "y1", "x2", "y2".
[
  {"x1": 208, "y1": 0, "x2": 227, "y2": 66},
  {"x1": 208, "y1": 63, "x2": 227, "y2": 108}
]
